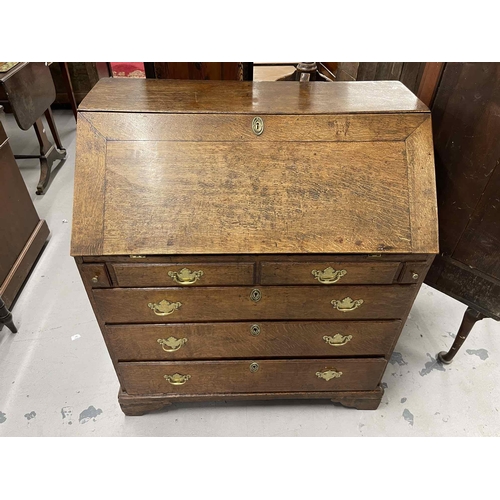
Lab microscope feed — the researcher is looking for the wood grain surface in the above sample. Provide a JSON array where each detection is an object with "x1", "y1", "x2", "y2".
[
  {"x1": 260, "y1": 261, "x2": 400, "y2": 285},
  {"x1": 111, "y1": 262, "x2": 255, "y2": 287},
  {"x1": 92, "y1": 285, "x2": 415, "y2": 323},
  {"x1": 79, "y1": 79, "x2": 429, "y2": 115},
  {"x1": 83, "y1": 111, "x2": 427, "y2": 142},
  {"x1": 106, "y1": 320, "x2": 402, "y2": 361},
  {"x1": 118, "y1": 358, "x2": 387, "y2": 395},
  {"x1": 71, "y1": 115, "x2": 106, "y2": 256},
  {"x1": 98, "y1": 140, "x2": 411, "y2": 255}
]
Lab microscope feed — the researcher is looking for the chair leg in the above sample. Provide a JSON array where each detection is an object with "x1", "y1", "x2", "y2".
[
  {"x1": 0, "y1": 296, "x2": 17, "y2": 333},
  {"x1": 438, "y1": 307, "x2": 486, "y2": 364}
]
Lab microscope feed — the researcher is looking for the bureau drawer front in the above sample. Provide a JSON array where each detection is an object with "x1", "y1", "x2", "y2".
[
  {"x1": 119, "y1": 358, "x2": 387, "y2": 395},
  {"x1": 93, "y1": 285, "x2": 415, "y2": 323},
  {"x1": 80, "y1": 264, "x2": 111, "y2": 288},
  {"x1": 107, "y1": 321, "x2": 402, "y2": 361},
  {"x1": 260, "y1": 261, "x2": 400, "y2": 285},
  {"x1": 111, "y1": 262, "x2": 255, "y2": 287}
]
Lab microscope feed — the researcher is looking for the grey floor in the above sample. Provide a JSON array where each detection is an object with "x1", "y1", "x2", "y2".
[{"x1": 0, "y1": 110, "x2": 498, "y2": 437}]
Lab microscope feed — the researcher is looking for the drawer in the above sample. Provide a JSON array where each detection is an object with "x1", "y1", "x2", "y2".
[
  {"x1": 106, "y1": 321, "x2": 402, "y2": 361},
  {"x1": 93, "y1": 285, "x2": 415, "y2": 323},
  {"x1": 399, "y1": 262, "x2": 428, "y2": 283},
  {"x1": 111, "y1": 262, "x2": 255, "y2": 287},
  {"x1": 260, "y1": 261, "x2": 400, "y2": 285},
  {"x1": 80, "y1": 264, "x2": 111, "y2": 288},
  {"x1": 119, "y1": 358, "x2": 387, "y2": 395}
]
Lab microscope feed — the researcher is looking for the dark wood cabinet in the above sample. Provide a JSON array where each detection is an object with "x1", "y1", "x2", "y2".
[
  {"x1": 423, "y1": 63, "x2": 500, "y2": 362},
  {"x1": 0, "y1": 118, "x2": 49, "y2": 309}
]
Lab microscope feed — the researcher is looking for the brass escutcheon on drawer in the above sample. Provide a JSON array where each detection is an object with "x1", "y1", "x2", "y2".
[
  {"x1": 148, "y1": 299, "x2": 182, "y2": 316},
  {"x1": 157, "y1": 336, "x2": 188, "y2": 352},
  {"x1": 323, "y1": 334, "x2": 353, "y2": 346},
  {"x1": 164, "y1": 373, "x2": 191, "y2": 385},
  {"x1": 331, "y1": 296, "x2": 363, "y2": 312},
  {"x1": 168, "y1": 268, "x2": 204, "y2": 285},
  {"x1": 316, "y1": 369, "x2": 343, "y2": 381},
  {"x1": 250, "y1": 324, "x2": 261, "y2": 336},
  {"x1": 250, "y1": 289, "x2": 262, "y2": 302},
  {"x1": 252, "y1": 116, "x2": 264, "y2": 136},
  {"x1": 311, "y1": 267, "x2": 347, "y2": 284}
]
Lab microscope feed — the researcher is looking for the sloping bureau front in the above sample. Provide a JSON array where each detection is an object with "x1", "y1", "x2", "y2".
[{"x1": 71, "y1": 80, "x2": 438, "y2": 415}]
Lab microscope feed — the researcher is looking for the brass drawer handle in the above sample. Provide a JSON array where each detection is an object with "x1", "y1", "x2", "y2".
[
  {"x1": 311, "y1": 267, "x2": 347, "y2": 284},
  {"x1": 148, "y1": 299, "x2": 182, "y2": 316},
  {"x1": 157, "y1": 336, "x2": 188, "y2": 352},
  {"x1": 331, "y1": 296, "x2": 363, "y2": 312},
  {"x1": 316, "y1": 369, "x2": 343, "y2": 381},
  {"x1": 323, "y1": 334, "x2": 353, "y2": 346},
  {"x1": 164, "y1": 373, "x2": 191, "y2": 386},
  {"x1": 168, "y1": 268, "x2": 203, "y2": 285}
]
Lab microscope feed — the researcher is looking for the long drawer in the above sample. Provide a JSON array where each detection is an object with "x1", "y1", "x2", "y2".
[
  {"x1": 106, "y1": 321, "x2": 402, "y2": 361},
  {"x1": 119, "y1": 358, "x2": 387, "y2": 395},
  {"x1": 93, "y1": 285, "x2": 415, "y2": 323}
]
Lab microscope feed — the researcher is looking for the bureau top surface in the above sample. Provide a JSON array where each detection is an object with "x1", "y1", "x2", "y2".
[
  {"x1": 71, "y1": 81, "x2": 438, "y2": 257},
  {"x1": 79, "y1": 79, "x2": 428, "y2": 115}
]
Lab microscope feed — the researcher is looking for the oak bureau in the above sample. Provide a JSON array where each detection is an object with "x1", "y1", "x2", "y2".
[{"x1": 71, "y1": 79, "x2": 438, "y2": 415}]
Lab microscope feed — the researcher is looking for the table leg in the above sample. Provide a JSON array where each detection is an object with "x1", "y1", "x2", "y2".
[
  {"x1": 438, "y1": 307, "x2": 486, "y2": 364},
  {"x1": 33, "y1": 118, "x2": 66, "y2": 195},
  {"x1": 44, "y1": 107, "x2": 65, "y2": 151},
  {"x1": 0, "y1": 296, "x2": 17, "y2": 333}
]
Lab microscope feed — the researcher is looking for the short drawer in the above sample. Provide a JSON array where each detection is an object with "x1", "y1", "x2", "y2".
[
  {"x1": 106, "y1": 321, "x2": 402, "y2": 361},
  {"x1": 119, "y1": 358, "x2": 387, "y2": 395},
  {"x1": 260, "y1": 261, "x2": 400, "y2": 285},
  {"x1": 80, "y1": 264, "x2": 111, "y2": 288},
  {"x1": 93, "y1": 285, "x2": 415, "y2": 323},
  {"x1": 399, "y1": 262, "x2": 428, "y2": 283},
  {"x1": 110, "y1": 262, "x2": 255, "y2": 287}
]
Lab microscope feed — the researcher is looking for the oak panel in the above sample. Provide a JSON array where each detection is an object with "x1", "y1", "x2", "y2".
[
  {"x1": 101, "y1": 141, "x2": 411, "y2": 255},
  {"x1": 85, "y1": 112, "x2": 427, "y2": 143},
  {"x1": 79, "y1": 79, "x2": 429, "y2": 115}
]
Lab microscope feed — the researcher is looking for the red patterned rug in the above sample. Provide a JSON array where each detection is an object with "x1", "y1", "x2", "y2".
[{"x1": 110, "y1": 62, "x2": 145, "y2": 78}]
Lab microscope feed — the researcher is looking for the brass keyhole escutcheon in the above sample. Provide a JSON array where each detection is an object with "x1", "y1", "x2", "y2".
[
  {"x1": 250, "y1": 362, "x2": 259, "y2": 373},
  {"x1": 252, "y1": 117, "x2": 264, "y2": 136},
  {"x1": 250, "y1": 289, "x2": 262, "y2": 302},
  {"x1": 250, "y1": 324, "x2": 261, "y2": 336}
]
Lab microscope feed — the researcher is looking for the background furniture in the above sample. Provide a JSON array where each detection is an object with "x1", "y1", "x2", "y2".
[
  {"x1": 421, "y1": 62, "x2": 500, "y2": 362},
  {"x1": 143, "y1": 62, "x2": 250, "y2": 80},
  {"x1": 0, "y1": 113, "x2": 49, "y2": 310},
  {"x1": 0, "y1": 62, "x2": 66, "y2": 194},
  {"x1": 71, "y1": 79, "x2": 437, "y2": 415},
  {"x1": 49, "y1": 62, "x2": 112, "y2": 108}
]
